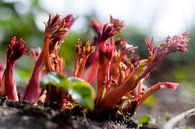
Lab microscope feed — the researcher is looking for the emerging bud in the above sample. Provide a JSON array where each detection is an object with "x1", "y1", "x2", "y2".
[
  {"x1": 85, "y1": 41, "x2": 95, "y2": 55},
  {"x1": 75, "y1": 39, "x2": 82, "y2": 56},
  {"x1": 146, "y1": 32, "x2": 190, "y2": 61},
  {"x1": 3, "y1": 37, "x2": 27, "y2": 101},
  {"x1": 75, "y1": 39, "x2": 95, "y2": 58},
  {"x1": 165, "y1": 32, "x2": 190, "y2": 53},
  {"x1": 45, "y1": 14, "x2": 75, "y2": 51},
  {"x1": 101, "y1": 24, "x2": 117, "y2": 41},
  {"x1": 63, "y1": 14, "x2": 76, "y2": 29},
  {"x1": 110, "y1": 15, "x2": 124, "y2": 33},
  {"x1": 43, "y1": 14, "x2": 75, "y2": 72},
  {"x1": 7, "y1": 37, "x2": 26, "y2": 64},
  {"x1": 74, "y1": 39, "x2": 95, "y2": 77}
]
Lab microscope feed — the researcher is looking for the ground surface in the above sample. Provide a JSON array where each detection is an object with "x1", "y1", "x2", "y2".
[
  {"x1": 1, "y1": 86, "x2": 195, "y2": 129},
  {"x1": 0, "y1": 97, "x2": 139, "y2": 129}
]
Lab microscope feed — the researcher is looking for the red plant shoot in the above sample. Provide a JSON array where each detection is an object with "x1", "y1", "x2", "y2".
[
  {"x1": 23, "y1": 14, "x2": 75, "y2": 104},
  {"x1": 1, "y1": 37, "x2": 26, "y2": 101}
]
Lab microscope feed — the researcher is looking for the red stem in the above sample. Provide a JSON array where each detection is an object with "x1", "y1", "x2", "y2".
[
  {"x1": 83, "y1": 51, "x2": 99, "y2": 84},
  {"x1": 77, "y1": 57, "x2": 88, "y2": 78},
  {"x1": 23, "y1": 52, "x2": 44, "y2": 103},
  {"x1": 44, "y1": 35, "x2": 54, "y2": 72},
  {"x1": 96, "y1": 59, "x2": 110, "y2": 105},
  {"x1": 73, "y1": 56, "x2": 79, "y2": 76},
  {"x1": 3, "y1": 62, "x2": 19, "y2": 101},
  {"x1": 137, "y1": 82, "x2": 178, "y2": 108}
]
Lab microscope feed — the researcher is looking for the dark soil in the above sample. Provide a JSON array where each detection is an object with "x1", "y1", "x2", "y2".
[{"x1": 0, "y1": 96, "x2": 139, "y2": 129}]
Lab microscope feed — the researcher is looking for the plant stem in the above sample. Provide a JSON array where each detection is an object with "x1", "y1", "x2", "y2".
[
  {"x1": 3, "y1": 62, "x2": 18, "y2": 101},
  {"x1": 23, "y1": 52, "x2": 44, "y2": 103},
  {"x1": 77, "y1": 57, "x2": 88, "y2": 78}
]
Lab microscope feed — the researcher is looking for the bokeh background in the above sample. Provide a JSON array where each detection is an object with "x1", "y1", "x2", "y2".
[{"x1": 0, "y1": 0, "x2": 195, "y2": 125}]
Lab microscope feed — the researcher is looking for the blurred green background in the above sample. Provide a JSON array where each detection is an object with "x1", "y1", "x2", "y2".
[{"x1": 0, "y1": 0, "x2": 195, "y2": 119}]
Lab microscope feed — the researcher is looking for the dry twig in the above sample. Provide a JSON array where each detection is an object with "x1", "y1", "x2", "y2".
[{"x1": 163, "y1": 108, "x2": 195, "y2": 129}]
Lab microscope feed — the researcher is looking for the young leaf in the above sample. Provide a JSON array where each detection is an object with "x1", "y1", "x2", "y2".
[
  {"x1": 68, "y1": 77, "x2": 96, "y2": 110},
  {"x1": 40, "y1": 73, "x2": 96, "y2": 109}
]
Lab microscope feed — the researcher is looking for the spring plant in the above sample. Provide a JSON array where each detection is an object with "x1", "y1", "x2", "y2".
[{"x1": 0, "y1": 14, "x2": 190, "y2": 116}]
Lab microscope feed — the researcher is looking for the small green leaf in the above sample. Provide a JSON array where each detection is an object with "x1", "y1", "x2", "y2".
[
  {"x1": 138, "y1": 114, "x2": 151, "y2": 124},
  {"x1": 40, "y1": 73, "x2": 95, "y2": 110},
  {"x1": 68, "y1": 77, "x2": 96, "y2": 110}
]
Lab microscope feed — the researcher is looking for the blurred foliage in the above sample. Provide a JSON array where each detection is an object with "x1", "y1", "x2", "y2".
[
  {"x1": 137, "y1": 114, "x2": 151, "y2": 124},
  {"x1": 143, "y1": 95, "x2": 156, "y2": 107},
  {"x1": 173, "y1": 65, "x2": 195, "y2": 96},
  {"x1": 0, "y1": 0, "x2": 44, "y2": 49}
]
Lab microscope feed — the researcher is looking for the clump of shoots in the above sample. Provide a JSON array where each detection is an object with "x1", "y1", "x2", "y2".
[
  {"x1": 96, "y1": 32, "x2": 189, "y2": 111},
  {"x1": 0, "y1": 14, "x2": 190, "y2": 117}
]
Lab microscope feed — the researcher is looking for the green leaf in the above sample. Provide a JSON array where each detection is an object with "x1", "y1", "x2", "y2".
[
  {"x1": 68, "y1": 77, "x2": 96, "y2": 110},
  {"x1": 40, "y1": 73, "x2": 96, "y2": 110},
  {"x1": 137, "y1": 114, "x2": 151, "y2": 124}
]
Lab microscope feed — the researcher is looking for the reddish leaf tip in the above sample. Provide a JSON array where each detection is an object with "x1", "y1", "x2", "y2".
[{"x1": 159, "y1": 82, "x2": 178, "y2": 90}]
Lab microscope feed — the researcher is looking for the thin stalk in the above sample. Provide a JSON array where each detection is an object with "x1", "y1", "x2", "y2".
[
  {"x1": 73, "y1": 56, "x2": 79, "y2": 76},
  {"x1": 23, "y1": 52, "x2": 44, "y2": 103},
  {"x1": 3, "y1": 62, "x2": 18, "y2": 101},
  {"x1": 44, "y1": 35, "x2": 54, "y2": 72},
  {"x1": 96, "y1": 59, "x2": 111, "y2": 105},
  {"x1": 137, "y1": 82, "x2": 177, "y2": 108},
  {"x1": 77, "y1": 56, "x2": 88, "y2": 78},
  {"x1": 83, "y1": 51, "x2": 99, "y2": 84}
]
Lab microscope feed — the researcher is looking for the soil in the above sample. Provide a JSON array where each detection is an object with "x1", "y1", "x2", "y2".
[
  {"x1": 0, "y1": 96, "x2": 139, "y2": 129},
  {"x1": 1, "y1": 90, "x2": 195, "y2": 129}
]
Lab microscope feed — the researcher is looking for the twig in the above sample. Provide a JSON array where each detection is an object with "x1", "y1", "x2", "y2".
[{"x1": 163, "y1": 108, "x2": 195, "y2": 129}]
